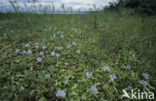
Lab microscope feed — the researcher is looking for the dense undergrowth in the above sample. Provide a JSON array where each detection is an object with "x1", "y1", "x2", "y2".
[{"x1": 0, "y1": 9, "x2": 156, "y2": 100}]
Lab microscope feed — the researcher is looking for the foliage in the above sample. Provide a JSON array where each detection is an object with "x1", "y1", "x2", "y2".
[
  {"x1": 107, "y1": 0, "x2": 156, "y2": 15},
  {"x1": 0, "y1": 9, "x2": 156, "y2": 100}
]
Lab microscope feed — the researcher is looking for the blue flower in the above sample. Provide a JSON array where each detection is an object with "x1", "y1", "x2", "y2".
[
  {"x1": 72, "y1": 41, "x2": 76, "y2": 46},
  {"x1": 76, "y1": 49, "x2": 81, "y2": 54},
  {"x1": 36, "y1": 57, "x2": 42, "y2": 63},
  {"x1": 132, "y1": 54, "x2": 135, "y2": 57},
  {"x1": 143, "y1": 73, "x2": 149, "y2": 79},
  {"x1": 104, "y1": 66, "x2": 110, "y2": 71},
  {"x1": 127, "y1": 65, "x2": 131, "y2": 70},
  {"x1": 15, "y1": 49, "x2": 20, "y2": 53},
  {"x1": 66, "y1": 45, "x2": 71, "y2": 49},
  {"x1": 51, "y1": 51, "x2": 55, "y2": 56},
  {"x1": 86, "y1": 72, "x2": 92, "y2": 78},
  {"x1": 27, "y1": 49, "x2": 32, "y2": 54},
  {"x1": 61, "y1": 34, "x2": 64, "y2": 38},
  {"x1": 140, "y1": 80, "x2": 147, "y2": 86},
  {"x1": 127, "y1": 85, "x2": 132, "y2": 90},
  {"x1": 39, "y1": 51, "x2": 44, "y2": 55},
  {"x1": 25, "y1": 43, "x2": 30, "y2": 47},
  {"x1": 65, "y1": 80, "x2": 69, "y2": 84},
  {"x1": 56, "y1": 53, "x2": 60, "y2": 57},
  {"x1": 42, "y1": 45, "x2": 47, "y2": 49},
  {"x1": 56, "y1": 90, "x2": 66, "y2": 98},
  {"x1": 23, "y1": 50, "x2": 26, "y2": 54},
  {"x1": 91, "y1": 86, "x2": 98, "y2": 94},
  {"x1": 109, "y1": 74, "x2": 117, "y2": 81},
  {"x1": 45, "y1": 74, "x2": 50, "y2": 79},
  {"x1": 58, "y1": 47, "x2": 63, "y2": 50}
]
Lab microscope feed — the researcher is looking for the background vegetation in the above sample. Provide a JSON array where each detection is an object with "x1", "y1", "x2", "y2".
[{"x1": 0, "y1": 0, "x2": 156, "y2": 100}]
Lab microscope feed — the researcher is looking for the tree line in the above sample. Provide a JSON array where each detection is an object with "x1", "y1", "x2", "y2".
[{"x1": 107, "y1": 0, "x2": 156, "y2": 15}]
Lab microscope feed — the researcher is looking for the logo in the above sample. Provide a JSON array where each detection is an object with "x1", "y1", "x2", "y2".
[{"x1": 122, "y1": 89, "x2": 155, "y2": 100}]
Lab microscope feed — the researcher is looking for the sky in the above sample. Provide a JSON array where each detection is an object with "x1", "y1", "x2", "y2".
[{"x1": 0, "y1": 0, "x2": 118, "y2": 12}]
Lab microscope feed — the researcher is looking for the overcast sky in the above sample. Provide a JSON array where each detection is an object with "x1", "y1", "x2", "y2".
[{"x1": 0, "y1": 0, "x2": 118, "y2": 12}]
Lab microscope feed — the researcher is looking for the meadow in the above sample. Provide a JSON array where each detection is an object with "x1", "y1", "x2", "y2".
[{"x1": 0, "y1": 9, "x2": 156, "y2": 100}]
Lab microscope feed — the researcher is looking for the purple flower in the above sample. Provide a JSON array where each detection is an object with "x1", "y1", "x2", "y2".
[
  {"x1": 143, "y1": 73, "x2": 149, "y2": 79},
  {"x1": 15, "y1": 49, "x2": 20, "y2": 53},
  {"x1": 25, "y1": 43, "x2": 30, "y2": 47},
  {"x1": 86, "y1": 72, "x2": 92, "y2": 78},
  {"x1": 23, "y1": 50, "x2": 26, "y2": 54},
  {"x1": 127, "y1": 65, "x2": 131, "y2": 70},
  {"x1": 66, "y1": 45, "x2": 71, "y2": 49},
  {"x1": 39, "y1": 51, "x2": 44, "y2": 55},
  {"x1": 140, "y1": 80, "x2": 147, "y2": 86},
  {"x1": 45, "y1": 74, "x2": 50, "y2": 79},
  {"x1": 65, "y1": 80, "x2": 69, "y2": 84},
  {"x1": 91, "y1": 86, "x2": 98, "y2": 94},
  {"x1": 127, "y1": 85, "x2": 132, "y2": 90},
  {"x1": 56, "y1": 53, "x2": 60, "y2": 57},
  {"x1": 42, "y1": 45, "x2": 47, "y2": 49},
  {"x1": 76, "y1": 49, "x2": 81, "y2": 54},
  {"x1": 56, "y1": 90, "x2": 66, "y2": 98},
  {"x1": 58, "y1": 47, "x2": 63, "y2": 50},
  {"x1": 27, "y1": 49, "x2": 32, "y2": 54},
  {"x1": 36, "y1": 57, "x2": 42, "y2": 63},
  {"x1": 104, "y1": 66, "x2": 110, "y2": 71},
  {"x1": 109, "y1": 74, "x2": 117, "y2": 81},
  {"x1": 61, "y1": 34, "x2": 64, "y2": 38}
]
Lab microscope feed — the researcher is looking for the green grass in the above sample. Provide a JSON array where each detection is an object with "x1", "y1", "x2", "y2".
[{"x1": 0, "y1": 9, "x2": 156, "y2": 101}]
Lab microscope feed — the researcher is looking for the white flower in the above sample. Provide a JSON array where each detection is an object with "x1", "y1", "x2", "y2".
[
  {"x1": 86, "y1": 72, "x2": 92, "y2": 78},
  {"x1": 56, "y1": 90, "x2": 66, "y2": 98},
  {"x1": 51, "y1": 51, "x2": 55, "y2": 56},
  {"x1": 76, "y1": 49, "x2": 81, "y2": 54},
  {"x1": 104, "y1": 66, "x2": 110, "y2": 71},
  {"x1": 127, "y1": 65, "x2": 131, "y2": 70},
  {"x1": 61, "y1": 34, "x2": 64, "y2": 38},
  {"x1": 65, "y1": 62, "x2": 69, "y2": 66},
  {"x1": 72, "y1": 41, "x2": 76, "y2": 46},
  {"x1": 45, "y1": 74, "x2": 50, "y2": 79},
  {"x1": 66, "y1": 45, "x2": 71, "y2": 49},
  {"x1": 53, "y1": 34, "x2": 56, "y2": 38},
  {"x1": 65, "y1": 80, "x2": 69, "y2": 84},
  {"x1": 4, "y1": 33, "x2": 7, "y2": 36},
  {"x1": 19, "y1": 86, "x2": 25, "y2": 92}
]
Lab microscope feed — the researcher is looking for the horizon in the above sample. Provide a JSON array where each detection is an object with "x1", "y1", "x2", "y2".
[{"x1": 0, "y1": 0, "x2": 118, "y2": 13}]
